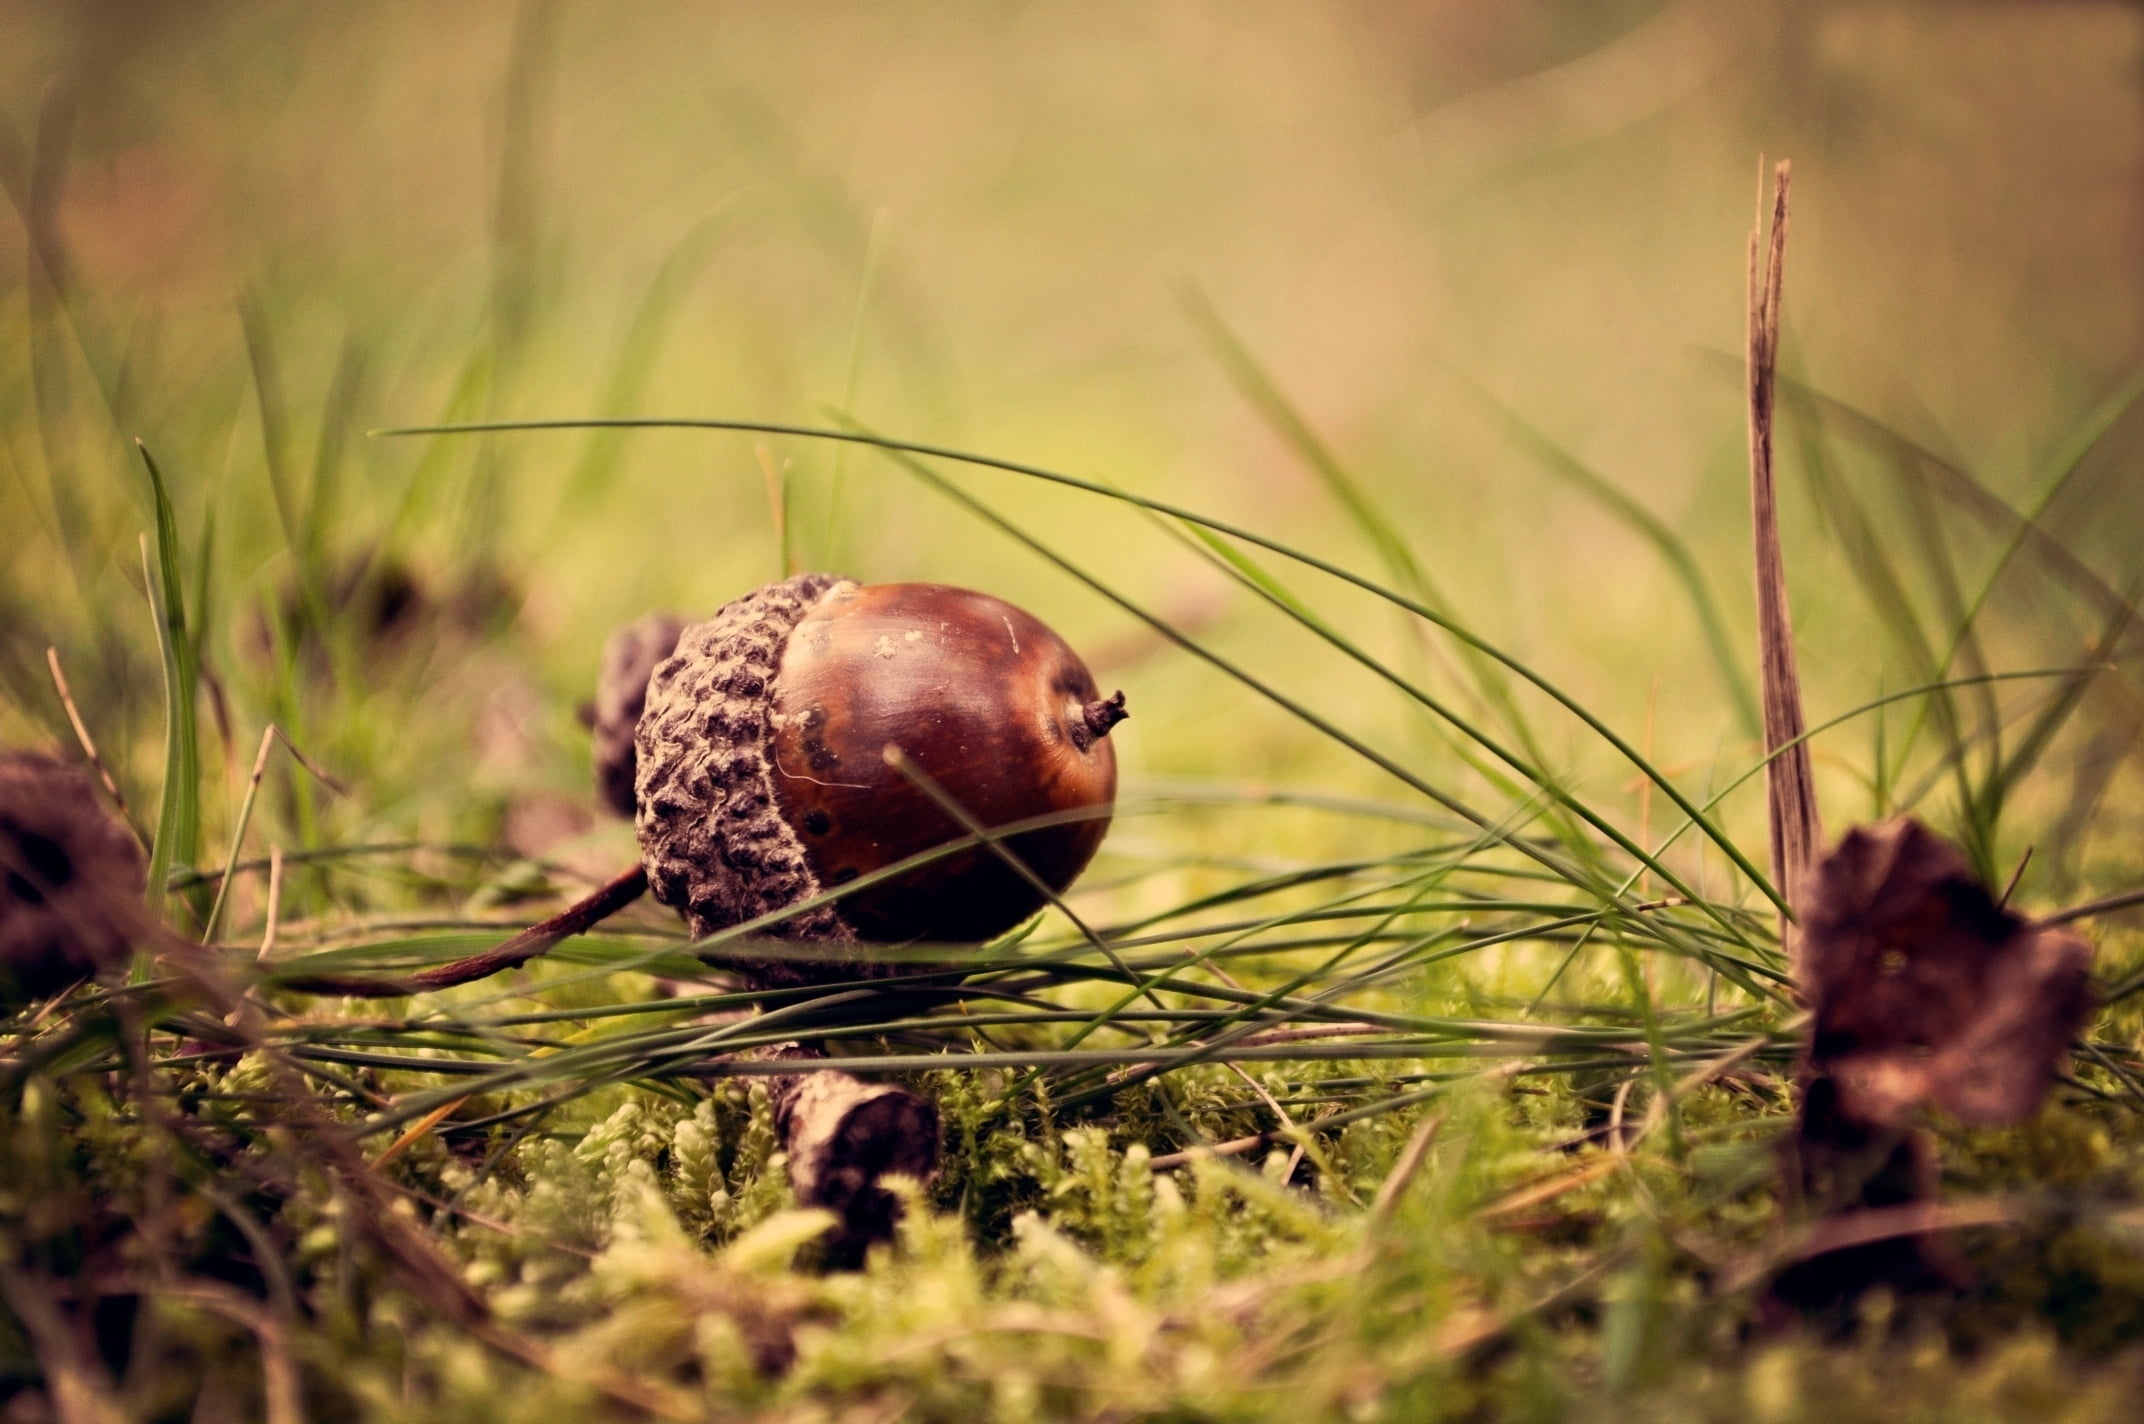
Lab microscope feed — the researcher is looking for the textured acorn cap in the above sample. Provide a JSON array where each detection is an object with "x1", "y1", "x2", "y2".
[
  {"x1": 0, "y1": 752, "x2": 146, "y2": 1003},
  {"x1": 634, "y1": 573, "x2": 863, "y2": 985},
  {"x1": 592, "y1": 611, "x2": 687, "y2": 817}
]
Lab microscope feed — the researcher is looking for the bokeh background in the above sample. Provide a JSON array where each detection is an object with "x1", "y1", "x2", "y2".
[{"x1": 4, "y1": 1, "x2": 2141, "y2": 919}]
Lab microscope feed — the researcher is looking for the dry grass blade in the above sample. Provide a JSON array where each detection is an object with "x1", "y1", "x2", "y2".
[
  {"x1": 44, "y1": 645, "x2": 136, "y2": 837},
  {"x1": 1369, "y1": 1109, "x2": 1448, "y2": 1224},
  {"x1": 1747, "y1": 158, "x2": 1823, "y2": 967}
]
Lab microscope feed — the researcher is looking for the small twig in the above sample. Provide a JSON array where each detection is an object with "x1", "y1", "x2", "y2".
[
  {"x1": 1228, "y1": 1022, "x2": 1394, "y2": 1049},
  {"x1": 205, "y1": 728, "x2": 275, "y2": 943},
  {"x1": 1475, "y1": 1155, "x2": 1621, "y2": 1222},
  {"x1": 1368, "y1": 1109, "x2": 1448, "y2": 1225},
  {"x1": 1193, "y1": 943, "x2": 1250, "y2": 993},
  {"x1": 1999, "y1": 845, "x2": 2035, "y2": 908},
  {"x1": 204, "y1": 725, "x2": 346, "y2": 943},
  {"x1": 2039, "y1": 884, "x2": 2144, "y2": 929},
  {"x1": 1227, "y1": 1061, "x2": 1295, "y2": 1130},
  {"x1": 1148, "y1": 1132, "x2": 1272, "y2": 1172},
  {"x1": 1747, "y1": 157, "x2": 1823, "y2": 971},
  {"x1": 1607, "y1": 1075, "x2": 1636, "y2": 1156},
  {"x1": 407, "y1": 863, "x2": 649, "y2": 991},
  {"x1": 45, "y1": 644, "x2": 140, "y2": 840},
  {"x1": 1226, "y1": 1061, "x2": 1310, "y2": 1181},
  {"x1": 259, "y1": 845, "x2": 285, "y2": 959},
  {"x1": 371, "y1": 1096, "x2": 471, "y2": 1170},
  {"x1": 1149, "y1": 1068, "x2": 1525, "y2": 1175}
]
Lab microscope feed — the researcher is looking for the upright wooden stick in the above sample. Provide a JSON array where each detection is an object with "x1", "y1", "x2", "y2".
[{"x1": 1747, "y1": 160, "x2": 1824, "y2": 971}]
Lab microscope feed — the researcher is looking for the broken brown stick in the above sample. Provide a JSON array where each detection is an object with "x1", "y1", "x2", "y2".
[
  {"x1": 408, "y1": 862, "x2": 649, "y2": 991},
  {"x1": 273, "y1": 863, "x2": 650, "y2": 998},
  {"x1": 759, "y1": 1047, "x2": 940, "y2": 1267},
  {"x1": 1747, "y1": 159, "x2": 1824, "y2": 969}
]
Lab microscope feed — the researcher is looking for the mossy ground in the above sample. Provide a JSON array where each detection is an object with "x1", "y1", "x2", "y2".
[{"x1": 5, "y1": 6, "x2": 2144, "y2": 1420}]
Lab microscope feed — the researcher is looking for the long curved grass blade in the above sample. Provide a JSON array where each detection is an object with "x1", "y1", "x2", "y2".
[
  {"x1": 1970, "y1": 586, "x2": 2138, "y2": 841},
  {"x1": 1178, "y1": 283, "x2": 1426, "y2": 597},
  {"x1": 1162, "y1": 515, "x2": 1538, "y2": 812},
  {"x1": 1784, "y1": 394, "x2": 1973, "y2": 820},
  {"x1": 1179, "y1": 285, "x2": 1578, "y2": 839},
  {"x1": 371, "y1": 413, "x2": 1787, "y2": 915},
  {"x1": 1454, "y1": 369, "x2": 1760, "y2": 738},
  {"x1": 1157, "y1": 505, "x2": 1708, "y2": 921},
  {"x1": 868, "y1": 438, "x2": 1756, "y2": 952},
  {"x1": 1726, "y1": 361, "x2": 2144, "y2": 643},
  {"x1": 558, "y1": 213, "x2": 730, "y2": 512},
  {"x1": 136, "y1": 441, "x2": 203, "y2": 927}
]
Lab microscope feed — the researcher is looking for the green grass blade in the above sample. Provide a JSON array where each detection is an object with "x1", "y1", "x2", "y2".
[
  {"x1": 237, "y1": 291, "x2": 306, "y2": 577},
  {"x1": 1179, "y1": 283, "x2": 1427, "y2": 596},
  {"x1": 1180, "y1": 286, "x2": 1574, "y2": 825},
  {"x1": 304, "y1": 330, "x2": 370, "y2": 572},
  {"x1": 136, "y1": 440, "x2": 203, "y2": 927},
  {"x1": 1456, "y1": 370, "x2": 1760, "y2": 738},
  {"x1": 558, "y1": 214, "x2": 728, "y2": 512}
]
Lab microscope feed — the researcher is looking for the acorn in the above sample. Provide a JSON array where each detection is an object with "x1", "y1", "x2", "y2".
[
  {"x1": 0, "y1": 752, "x2": 146, "y2": 1004},
  {"x1": 629, "y1": 573, "x2": 1126, "y2": 982}
]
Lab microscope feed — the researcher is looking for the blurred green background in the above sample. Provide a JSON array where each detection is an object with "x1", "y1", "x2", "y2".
[{"x1": 3, "y1": 1, "x2": 2140, "y2": 921}]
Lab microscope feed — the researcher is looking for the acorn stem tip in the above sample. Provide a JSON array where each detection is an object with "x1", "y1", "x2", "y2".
[{"x1": 1076, "y1": 691, "x2": 1128, "y2": 750}]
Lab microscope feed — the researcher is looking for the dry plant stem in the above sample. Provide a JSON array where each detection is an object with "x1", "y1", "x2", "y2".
[
  {"x1": 1227, "y1": 1060, "x2": 1311, "y2": 1182},
  {"x1": 371, "y1": 1095, "x2": 471, "y2": 1170},
  {"x1": 1148, "y1": 1134, "x2": 1274, "y2": 1172},
  {"x1": 205, "y1": 724, "x2": 345, "y2": 943},
  {"x1": 1999, "y1": 845, "x2": 2034, "y2": 907},
  {"x1": 203, "y1": 726, "x2": 282, "y2": 943},
  {"x1": 1747, "y1": 158, "x2": 1823, "y2": 969},
  {"x1": 1369, "y1": 1109, "x2": 1449, "y2": 1224},
  {"x1": 2038, "y1": 883, "x2": 2144, "y2": 928},
  {"x1": 45, "y1": 645, "x2": 136, "y2": 836},
  {"x1": 258, "y1": 845, "x2": 283, "y2": 958},
  {"x1": 408, "y1": 863, "x2": 648, "y2": 991}
]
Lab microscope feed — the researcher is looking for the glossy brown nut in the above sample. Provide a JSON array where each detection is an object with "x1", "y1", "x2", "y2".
[{"x1": 769, "y1": 582, "x2": 1120, "y2": 943}]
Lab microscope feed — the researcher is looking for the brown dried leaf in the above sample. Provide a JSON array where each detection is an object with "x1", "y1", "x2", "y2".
[
  {"x1": 0, "y1": 751, "x2": 147, "y2": 1002},
  {"x1": 1801, "y1": 817, "x2": 2094, "y2": 1131}
]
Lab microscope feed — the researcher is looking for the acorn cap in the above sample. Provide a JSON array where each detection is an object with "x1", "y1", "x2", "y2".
[
  {"x1": 634, "y1": 573, "x2": 862, "y2": 984},
  {"x1": 0, "y1": 752, "x2": 146, "y2": 1003},
  {"x1": 592, "y1": 611, "x2": 687, "y2": 817}
]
